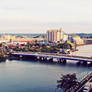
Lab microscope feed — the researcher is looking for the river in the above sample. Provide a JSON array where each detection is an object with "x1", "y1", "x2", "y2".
[
  {"x1": 72, "y1": 44, "x2": 92, "y2": 57},
  {"x1": 0, "y1": 45, "x2": 92, "y2": 92}
]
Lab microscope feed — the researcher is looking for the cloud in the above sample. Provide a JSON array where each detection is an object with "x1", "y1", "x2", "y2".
[{"x1": 0, "y1": 0, "x2": 92, "y2": 33}]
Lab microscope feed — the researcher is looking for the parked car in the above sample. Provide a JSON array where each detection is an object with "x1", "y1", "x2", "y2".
[{"x1": 83, "y1": 86, "x2": 89, "y2": 92}]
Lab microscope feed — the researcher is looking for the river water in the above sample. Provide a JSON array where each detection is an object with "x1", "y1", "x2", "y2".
[
  {"x1": 72, "y1": 44, "x2": 92, "y2": 57},
  {"x1": 0, "y1": 45, "x2": 92, "y2": 92}
]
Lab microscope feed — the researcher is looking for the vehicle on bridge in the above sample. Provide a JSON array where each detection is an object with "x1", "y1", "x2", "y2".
[
  {"x1": 82, "y1": 80, "x2": 92, "y2": 92},
  {"x1": 83, "y1": 86, "x2": 90, "y2": 92}
]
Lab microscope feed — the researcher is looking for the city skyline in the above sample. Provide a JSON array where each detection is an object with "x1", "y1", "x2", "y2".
[{"x1": 0, "y1": 0, "x2": 92, "y2": 33}]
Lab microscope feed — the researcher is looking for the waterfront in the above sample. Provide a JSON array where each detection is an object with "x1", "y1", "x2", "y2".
[
  {"x1": 72, "y1": 44, "x2": 92, "y2": 57},
  {"x1": 0, "y1": 45, "x2": 92, "y2": 92}
]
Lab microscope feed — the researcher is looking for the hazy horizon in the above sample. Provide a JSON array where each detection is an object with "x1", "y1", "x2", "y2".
[{"x1": 0, "y1": 0, "x2": 92, "y2": 33}]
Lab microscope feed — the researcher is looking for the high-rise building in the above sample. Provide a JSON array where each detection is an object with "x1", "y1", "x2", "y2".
[{"x1": 46, "y1": 28, "x2": 62, "y2": 42}]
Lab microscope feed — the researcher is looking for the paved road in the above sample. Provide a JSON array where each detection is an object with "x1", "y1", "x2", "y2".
[{"x1": 89, "y1": 88, "x2": 92, "y2": 92}]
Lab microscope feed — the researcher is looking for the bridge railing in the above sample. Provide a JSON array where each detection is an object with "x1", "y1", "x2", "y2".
[
  {"x1": 13, "y1": 52, "x2": 92, "y2": 59},
  {"x1": 71, "y1": 71, "x2": 92, "y2": 92}
]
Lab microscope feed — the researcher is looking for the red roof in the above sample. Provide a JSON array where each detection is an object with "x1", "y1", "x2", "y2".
[{"x1": 19, "y1": 41, "x2": 34, "y2": 43}]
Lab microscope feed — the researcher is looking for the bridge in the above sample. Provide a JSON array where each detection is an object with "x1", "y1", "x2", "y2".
[
  {"x1": 9, "y1": 52, "x2": 92, "y2": 64},
  {"x1": 9, "y1": 52, "x2": 92, "y2": 92},
  {"x1": 71, "y1": 71, "x2": 92, "y2": 92}
]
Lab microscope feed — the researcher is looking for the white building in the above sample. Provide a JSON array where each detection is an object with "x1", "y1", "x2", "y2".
[
  {"x1": 47, "y1": 28, "x2": 61, "y2": 42},
  {"x1": 63, "y1": 33, "x2": 68, "y2": 41}
]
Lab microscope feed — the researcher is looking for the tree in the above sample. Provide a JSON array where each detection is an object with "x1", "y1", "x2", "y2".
[
  {"x1": 56, "y1": 73, "x2": 80, "y2": 92},
  {"x1": 34, "y1": 40, "x2": 37, "y2": 44},
  {"x1": 27, "y1": 42, "x2": 31, "y2": 50},
  {"x1": 58, "y1": 43, "x2": 72, "y2": 49}
]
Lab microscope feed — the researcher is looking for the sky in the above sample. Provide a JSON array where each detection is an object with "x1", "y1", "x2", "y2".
[{"x1": 0, "y1": 0, "x2": 92, "y2": 33}]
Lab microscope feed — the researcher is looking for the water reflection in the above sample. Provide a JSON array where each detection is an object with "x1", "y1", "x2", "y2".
[{"x1": 0, "y1": 59, "x2": 91, "y2": 92}]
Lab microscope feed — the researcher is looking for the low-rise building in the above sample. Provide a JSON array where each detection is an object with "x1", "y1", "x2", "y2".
[
  {"x1": 69, "y1": 34, "x2": 85, "y2": 45},
  {"x1": 63, "y1": 33, "x2": 68, "y2": 41},
  {"x1": 73, "y1": 35, "x2": 84, "y2": 45}
]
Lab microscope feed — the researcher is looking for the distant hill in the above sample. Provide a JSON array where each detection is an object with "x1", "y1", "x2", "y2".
[
  {"x1": 76, "y1": 33, "x2": 92, "y2": 38},
  {"x1": 0, "y1": 33, "x2": 92, "y2": 38},
  {"x1": 0, "y1": 33, "x2": 46, "y2": 38}
]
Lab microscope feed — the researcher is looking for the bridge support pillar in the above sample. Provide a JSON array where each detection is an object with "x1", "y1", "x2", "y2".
[
  {"x1": 38, "y1": 57, "x2": 43, "y2": 61},
  {"x1": 38, "y1": 57, "x2": 47, "y2": 62},
  {"x1": 62, "y1": 59, "x2": 66, "y2": 64},
  {"x1": 34, "y1": 57, "x2": 38, "y2": 61},
  {"x1": 88, "y1": 62, "x2": 92, "y2": 66},
  {"x1": 42, "y1": 57, "x2": 47, "y2": 62},
  {"x1": 41, "y1": 57, "x2": 44, "y2": 61},
  {"x1": 44, "y1": 57, "x2": 47, "y2": 61},
  {"x1": 58, "y1": 59, "x2": 62, "y2": 63},
  {"x1": 82, "y1": 62, "x2": 87, "y2": 66},
  {"x1": 36, "y1": 56, "x2": 39, "y2": 61},
  {"x1": 49, "y1": 58, "x2": 53, "y2": 62},
  {"x1": 76, "y1": 62, "x2": 81, "y2": 65}
]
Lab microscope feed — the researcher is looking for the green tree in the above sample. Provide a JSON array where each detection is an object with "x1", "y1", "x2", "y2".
[
  {"x1": 34, "y1": 40, "x2": 37, "y2": 44},
  {"x1": 58, "y1": 43, "x2": 72, "y2": 49},
  {"x1": 27, "y1": 42, "x2": 31, "y2": 50},
  {"x1": 56, "y1": 73, "x2": 80, "y2": 92}
]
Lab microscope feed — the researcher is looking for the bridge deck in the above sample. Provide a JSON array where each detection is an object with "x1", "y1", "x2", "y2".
[
  {"x1": 11, "y1": 52, "x2": 92, "y2": 62},
  {"x1": 72, "y1": 72, "x2": 92, "y2": 92}
]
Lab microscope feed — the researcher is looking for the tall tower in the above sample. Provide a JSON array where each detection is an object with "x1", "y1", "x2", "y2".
[
  {"x1": 57, "y1": 29, "x2": 61, "y2": 41},
  {"x1": 46, "y1": 28, "x2": 62, "y2": 42}
]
